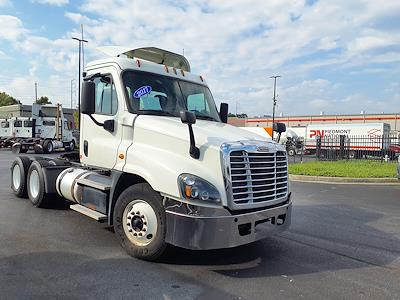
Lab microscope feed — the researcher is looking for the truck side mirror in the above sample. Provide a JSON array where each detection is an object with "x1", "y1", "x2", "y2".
[
  {"x1": 81, "y1": 81, "x2": 95, "y2": 115},
  {"x1": 180, "y1": 110, "x2": 200, "y2": 159},
  {"x1": 180, "y1": 110, "x2": 196, "y2": 125},
  {"x1": 273, "y1": 122, "x2": 286, "y2": 134},
  {"x1": 219, "y1": 103, "x2": 228, "y2": 123},
  {"x1": 273, "y1": 122, "x2": 286, "y2": 143}
]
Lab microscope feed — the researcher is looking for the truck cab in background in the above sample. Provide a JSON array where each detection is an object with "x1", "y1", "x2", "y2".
[
  {"x1": 11, "y1": 47, "x2": 291, "y2": 260},
  {"x1": 9, "y1": 103, "x2": 76, "y2": 154}
]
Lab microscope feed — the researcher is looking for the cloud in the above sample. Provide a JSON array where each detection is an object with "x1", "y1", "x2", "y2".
[
  {"x1": 0, "y1": 50, "x2": 11, "y2": 60},
  {"x1": 0, "y1": 0, "x2": 11, "y2": 6},
  {"x1": 2, "y1": 0, "x2": 400, "y2": 114},
  {"x1": 31, "y1": 0, "x2": 68, "y2": 6},
  {"x1": 0, "y1": 15, "x2": 27, "y2": 41}
]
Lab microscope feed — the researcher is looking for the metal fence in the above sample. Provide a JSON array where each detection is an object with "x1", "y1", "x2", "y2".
[
  {"x1": 286, "y1": 134, "x2": 400, "y2": 162},
  {"x1": 312, "y1": 135, "x2": 399, "y2": 161}
]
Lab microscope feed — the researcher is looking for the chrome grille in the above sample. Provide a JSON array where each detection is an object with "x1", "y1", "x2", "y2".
[{"x1": 229, "y1": 150, "x2": 288, "y2": 208}]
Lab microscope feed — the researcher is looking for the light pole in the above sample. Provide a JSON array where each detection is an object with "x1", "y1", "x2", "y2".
[
  {"x1": 70, "y1": 79, "x2": 75, "y2": 109},
  {"x1": 72, "y1": 27, "x2": 88, "y2": 123},
  {"x1": 270, "y1": 75, "x2": 281, "y2": 139}
]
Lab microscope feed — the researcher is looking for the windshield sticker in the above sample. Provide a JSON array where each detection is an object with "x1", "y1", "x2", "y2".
[{"x1": 133, "y1": 86, "x2": 152, "y2": 98}]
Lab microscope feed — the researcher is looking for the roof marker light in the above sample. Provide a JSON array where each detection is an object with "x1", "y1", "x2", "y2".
[
  {"x1": 136, "y1": 59, "x2": 141, "y2": 67},
  {"x1": 164, "y1": 65, "x2": 169, "y2": 73},
  {"x1": 180, "y1": 69, "x2": 185, "y2": 76},
  {"x1": 173, "y1": 68, "x2": 177, "y2": 75},
  {"x1": 200, "y1": 75, "x2": 204, "y2": 82}
]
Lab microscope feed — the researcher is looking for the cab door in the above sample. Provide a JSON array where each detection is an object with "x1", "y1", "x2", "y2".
[{"x1": 80, "y1": 67, "x2": 122, "y2": 169}]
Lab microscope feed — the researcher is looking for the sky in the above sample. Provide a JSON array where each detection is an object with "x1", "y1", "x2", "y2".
[{"x1": 0, "y1": 0, "x2": 399, "y2": 117}]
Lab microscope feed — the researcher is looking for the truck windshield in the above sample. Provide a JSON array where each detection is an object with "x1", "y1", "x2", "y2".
[{"x1": 123, "y1": 71, "x2": 221, "y2": 122}]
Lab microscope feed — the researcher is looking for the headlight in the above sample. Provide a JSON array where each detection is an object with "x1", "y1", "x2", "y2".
[{"x1": 178, "y1": 174, "x2": 221, "y2": 203}]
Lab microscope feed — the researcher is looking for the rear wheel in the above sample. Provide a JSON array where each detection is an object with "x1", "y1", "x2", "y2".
[
  {"x1": 27, "y1": 160, "x2": 51, "y2": 207},
  {"x1": 11, "y1": 156, "x2": 32, "y2": 198},
  {"x1": 66, "y1": 140, "x2": 75, "y2": 151},
  {"x1": 43, "y1": 140, "x2": 53, "y2": 154},
  {"x1": 113, "y1": 183, "x2": 167, "y2": 261}
]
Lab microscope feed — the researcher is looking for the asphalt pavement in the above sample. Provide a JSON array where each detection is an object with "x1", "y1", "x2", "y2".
[{"x1": 0, "y1": 149, "x2": 399, "y2": 299}]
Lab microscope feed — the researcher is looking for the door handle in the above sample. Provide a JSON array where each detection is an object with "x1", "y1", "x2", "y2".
[{"x1": 84, "y1": 140, "x2": 89, "y2": 156}]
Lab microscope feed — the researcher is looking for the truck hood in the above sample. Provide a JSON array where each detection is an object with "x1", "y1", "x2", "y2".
[{"x1": 134, "y1": 115, "x2": 274, "y2": 149}]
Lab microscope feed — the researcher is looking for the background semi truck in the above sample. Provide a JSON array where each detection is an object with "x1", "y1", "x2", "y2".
[
  {"x1": 0, "y1": 103, "x2": 76, "y2": 153},
  {"x1": 10, "y1": 46, "x2": 291, "y2": 260}
]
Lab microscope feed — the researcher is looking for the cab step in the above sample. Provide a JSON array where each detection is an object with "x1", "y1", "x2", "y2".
[{"x1": 70, "y1": 204, "x2": 108, "y2": 222}]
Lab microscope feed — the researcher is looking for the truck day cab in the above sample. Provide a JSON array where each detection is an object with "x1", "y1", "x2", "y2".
[{"x1": 10, "y1": 47, "x2": 291, "y2": 260}]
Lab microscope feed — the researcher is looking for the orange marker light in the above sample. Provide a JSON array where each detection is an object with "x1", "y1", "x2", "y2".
[
  {"x1": 184, "y1": 185, "x2": 192, "y2": 198},
  {"x1": 136, "y1": 59, "x2": 141, "y2": 67},
  {"x1": 199, "y1": 75, "x2": 204, "y2": 82},
  {"x1": 173, "y1": 68, "x2": 177, "y2": 75},
  {"x1": 164, "y1": 65, "x2": 169, "y2": 73},
  {"x1": 180, "y1": 69, "x2": 185, "y2": 76},
  {"x1": 118, "y1": 153, "x2": 125, "y2": 160}
]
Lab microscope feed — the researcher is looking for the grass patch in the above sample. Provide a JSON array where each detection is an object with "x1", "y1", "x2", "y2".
[{"x1": 289, "y1": 160, "x2": 398, "y2": 178}]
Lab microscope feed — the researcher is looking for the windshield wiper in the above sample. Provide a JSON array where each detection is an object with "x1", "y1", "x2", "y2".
[
  {"x1": 136, "y1": 110, "x2": 177, "y2": 117},
  {"x1": 194, "y1": 114, "x2": 218, "y2": 122}
]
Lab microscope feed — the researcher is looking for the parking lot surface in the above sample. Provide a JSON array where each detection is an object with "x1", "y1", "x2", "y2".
[{"x1": 0, "y1": 149, "x2": 399, "y2": 299}]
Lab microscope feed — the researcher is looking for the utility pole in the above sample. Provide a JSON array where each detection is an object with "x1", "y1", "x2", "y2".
[
  {"x1": 270, "y1": 75, "x2": 281, "y2": 139},
  {"x1": 70, "y1": 79, "x2": 75, "y2": 109},
  {"x1": 35, "y1": 81, "x2": 38, "y2": 103},
  {"x1": 72, "y1": 24, "x2": 88, "y2": 123}
]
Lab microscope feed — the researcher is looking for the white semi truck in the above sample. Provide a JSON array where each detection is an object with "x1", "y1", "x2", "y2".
[
  {"x1": 0, "y1": 117, "x2": 35, "y2": 148},
  {"x1": 2, "y1": 103, "x2": 77, "y2": 153},
  {"x1": 10, "y1": 47, "x2": 291, "y2": 260}
]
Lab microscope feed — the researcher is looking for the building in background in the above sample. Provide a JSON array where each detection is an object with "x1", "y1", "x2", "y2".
[
  {"x1": 229, "y1": 113, "x2": 400, "y2": 133},
  {"x1": 0, "y1": 104, "x2": 77, "y2": 129}
]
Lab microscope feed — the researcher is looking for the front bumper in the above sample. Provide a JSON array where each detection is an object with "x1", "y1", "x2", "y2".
[{"x1": 165, "y1": 194, "x2": 291, "y2": 250}]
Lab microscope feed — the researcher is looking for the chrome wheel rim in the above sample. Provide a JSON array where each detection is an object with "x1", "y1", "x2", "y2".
[
  {"x1": 47, "y1": 142, "x2": 53, "y2": 152},
  {"x1": 123, "y1": 200, "x2": 158, "y2": 246},
  {"x1": 12, "y1": 164, "x2": 21, "y2": 190},
  {"x1": 29, "y1": 170, "x2": 40, "y2": 198}
]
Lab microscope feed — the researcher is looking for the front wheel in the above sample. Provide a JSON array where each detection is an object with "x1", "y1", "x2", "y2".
[{"x1": 113, "y1": 183, "x2": 167, "y2": 261}]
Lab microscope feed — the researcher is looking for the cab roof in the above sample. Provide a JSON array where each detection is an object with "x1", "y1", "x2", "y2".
[
  {"x1": 86, "y1": 46, "x2": 206, "y2": 85},
  {"x1": 96, "y1": 46, "x2": 191, "y2": 72}
]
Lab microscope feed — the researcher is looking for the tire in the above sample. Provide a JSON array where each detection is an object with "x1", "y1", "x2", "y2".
[
  {"x1": 11, "y1": 156, "x2": 32, "y2": 198},
  {"x1": 43, "y1": 140, "x2": 53, "y2": 154},
  {"x1": 67, "y1": 140, "x2": 75, "y2": 151},
  {"x1": 113, "y1": 183, "x2": 167, "y2": 261},
  {"x1": 19, "y1": 147, "x2": 28, "y2": 153},
  {"x1": 287, "y1": 148, "x2": 295, "y2": 156},
  {"x1": 26, "y1": 160, "x2": 52, "y2": 208}
]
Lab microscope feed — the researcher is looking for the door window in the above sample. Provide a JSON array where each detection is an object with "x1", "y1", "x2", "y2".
[
  {"x1": 24, "y1": 120, "x2": 33, "y2": 127},
  {"x1": 94, "y1": 76, "x2": 118, "y2": 115}
]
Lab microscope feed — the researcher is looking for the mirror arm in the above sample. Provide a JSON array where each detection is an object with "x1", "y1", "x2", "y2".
[
  {"x1": 188, "y1": 124, "x2": 200, "y2": 159},
  {"x1": 276, "y1": 132, "x2": 282, "y2": 143},
  {"x1": 88, "y1": 114, "x2": 104, "y2": 127}
]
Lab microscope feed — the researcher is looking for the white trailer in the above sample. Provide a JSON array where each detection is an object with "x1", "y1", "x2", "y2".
[
  {"x1": 303, "y1": 123, "x2": 391, "y2": 157},
  {"x1": 10, "y1": 46, "x2": 292, "y2": 261}
]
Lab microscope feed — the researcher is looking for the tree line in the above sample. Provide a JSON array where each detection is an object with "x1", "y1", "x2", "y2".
[{"x1": 0, "y1": 91, "x2": 52, "y2": 107}]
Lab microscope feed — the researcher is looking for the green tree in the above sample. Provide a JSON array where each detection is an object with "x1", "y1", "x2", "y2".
[
  {"x1": 0, "y1": 91, "x2": 18, "y2": 107},
  {"x1": 36, "y1": 96, "x2": 52, "y2": 104},
  {"x1": 73, "y1": 110, "x2": 79, "y2": 129},
  {"x1": 228, "y1": 113, "x2": 236, "y2": 117}
]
